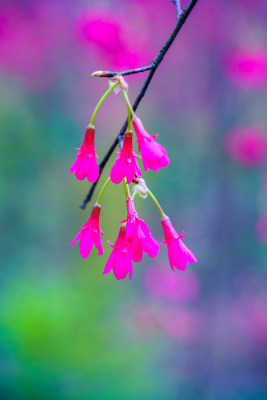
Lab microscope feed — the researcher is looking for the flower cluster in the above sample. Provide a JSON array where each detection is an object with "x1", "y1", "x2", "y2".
[{"x1": 70, "y1": 76, "x2": 197, "y2": 280}]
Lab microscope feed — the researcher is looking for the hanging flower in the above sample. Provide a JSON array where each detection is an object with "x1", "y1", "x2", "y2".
[
  {"x1": 70, "y1": 126, "x2": 99, "y2": 182},
  {"x1": 125, "y1": 196, "x2": 159, "y2": 261},
  {"x1": 103, "y1": 226, "x2": 133, "y2": 280},
  {"x1": 161, "y1": 215, "x2": 197, "y2": 270},
  {"x1": 69, "y1": 204, "x2": 103, "y2": 258},
  {"x1": 132, "y1": 115, "x2": 170, "y2": 172},
  {"x1": 110, "y1": 131, "x2": 141, "y2": 184}
]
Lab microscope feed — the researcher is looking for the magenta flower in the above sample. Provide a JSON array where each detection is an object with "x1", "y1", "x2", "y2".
[
  {"x1": 110, "y1": 131, "x2": 141, "y2": 184},
  {"x1": 130, "y1": 235, "x2": 160, "y2": 263},
  {"x1": 69, "y1": 204, "x2": 103, "y2": 258},
  {"x1": 70, "y1": 126, "x2": 99, "y2": 182},
  {"x1": 103, "y1": 226, "x2": 133, "y2": 280},
  {"x1": 125, "y1": 196, "x2": 159, "y2": 261},
  {"x1": 132, "y1": 115, "x2": 170, "y2": 172},
  {"x1": 161, "y1": 216, "x2": 197, "y2": 270}
]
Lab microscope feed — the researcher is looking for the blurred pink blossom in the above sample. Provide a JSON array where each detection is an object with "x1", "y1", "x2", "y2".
[
  {"x1": 225, "y1": 48, "x2": 267, "y2": 88},
  {"x1": 224, "y1": 126, "x2": 267, "y2": 167},
  {"x1": 0, "y1": 4, "x2": 71, "y2": 91},
  {"x1": 76, "y1": 11, "x2": 150, "y2": 70},
  {"x1": 255, "y1": 213, "x2": 267, "y2": 245},
  {"x1": 144, "y1": 265, "x2": 200, "y2": 302}
]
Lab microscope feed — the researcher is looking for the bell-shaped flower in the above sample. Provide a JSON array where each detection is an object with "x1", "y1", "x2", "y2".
[
  {"x1": 130, "y1": 235, "x2": 160, "y2": 263},
  {"x1": 70, "y1": 126, "x2": 99, "y2": 182},
  {"x1": 132, "y1": 115, "x2": 170, "y2": 172},
  {"x1": 103, "y1": 226, "x2": 133, "y2": 280},
  {"x1": 110, "y1": 131, "x2": 141, "y2": 184},
  {"x1": 69, "y1": 204, "x2": 103, "y2": 258},
  {"x1": 125, "y1": 196, "x2": 159, "y2": 261},
  {"x1": 161, "y1": 216, "x2": 197, "y2": 270}
]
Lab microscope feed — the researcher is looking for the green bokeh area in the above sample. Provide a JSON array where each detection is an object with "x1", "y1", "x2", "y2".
[{"x1": 1, "y1": 0, "x2": 267, "y2": 399}]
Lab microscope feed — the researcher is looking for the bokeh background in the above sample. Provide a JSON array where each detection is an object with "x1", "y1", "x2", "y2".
[{"x1": 1, "y1": 0, "x2": 267, "y2": 399}]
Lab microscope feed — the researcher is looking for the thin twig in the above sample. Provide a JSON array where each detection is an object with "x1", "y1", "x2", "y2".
[
  {"x1": 172, "y1": 0, "x2": 182, "y2": 17},
  {"x1": 80, "y1": 0, "x2": 199, "y2": 210}
]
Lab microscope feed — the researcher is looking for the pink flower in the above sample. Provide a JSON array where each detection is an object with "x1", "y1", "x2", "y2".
[
  {"x1": 224, "y1": 126, "x2": 267, "y2": 167},
  {"x1": 125, "y1": 196, "x2": 159, "y2": 261},
  {"x1": 103, "y1": 226, "x2": 133, "y2": 280},
  {"x1": 69, "y1": 204, "x2": 103, "y2": 258},
  {"x1": 110, "y1": 131, "x2": 141, "y2": 184},
  {"x1": 161, "y1": 216, "x2": 197, "y2": 270},
  {"x1": 132, "y1": 116, "x2": 170, "y2": 172},
  {"x1": 70, "y1": 126, "x2": 99, "y2": 182}
]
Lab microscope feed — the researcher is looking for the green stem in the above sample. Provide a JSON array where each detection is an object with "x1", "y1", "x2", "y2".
[
  {"x1": 147, "y1": 188, "x2": 166, "y2": 218},
  {"x1": 122, "y1": 89, "x2": 134, "y2": 131},
  {"x1": 96, "y1": 177, "x2": 111, "y2": 205},
  {"x1": 123, "y1": 178, "x2": 130, "y2": 198},
  {"x1": 90, "y1": 81, "x2": 120, "y2": 126},
  {"x1": 132, "y1": 190, "x2": 137, "y2": 200}
]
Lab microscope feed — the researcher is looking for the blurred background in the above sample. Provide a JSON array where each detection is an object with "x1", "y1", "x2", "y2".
[{"x1": 0, "y1": 0, "x2": 267, "y2": 399}]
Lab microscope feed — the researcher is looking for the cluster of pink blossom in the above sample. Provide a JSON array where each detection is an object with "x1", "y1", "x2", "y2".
[{"x1": 69, "y1": 76, "x2": 197, "y2": 280}]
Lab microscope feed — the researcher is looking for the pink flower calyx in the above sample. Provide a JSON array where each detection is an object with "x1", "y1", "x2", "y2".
[
  {"x1": 161, "y1": 215, "x2": 197, "y2": 271},
  {"x1": 132, "y1": 115, "x2": 170, "y2": 172},
  {"x1": 69, "y1": 204, "x2": 103, "y2": 258},
  {"x1": 110, "y1": 131, "x2": 141, "y2": 184},
  {"x1": 103, "y1": 226, "x2": 133, "y2": 280},
  {"x1": 70, "y1": 125, "x2": 99, "y2": 182},
  {"x1": 111, "y1": 74, "x2": 128, "y2": 92}
]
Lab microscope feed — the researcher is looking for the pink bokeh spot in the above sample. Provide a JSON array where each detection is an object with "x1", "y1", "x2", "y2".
[
  {"x1": 225, "y1": 48, "x2": 267, "y2": 88},
  {"x1": 0, "y1": 4, "x2": 71, "y2": 91},
  {"x1": 76, "y1": 11, "x2": 149, "y2": 69},
  {"x1": 144, "y1": 265, "x2": 200, "y2": 302},
  {"x1": 224, "y1": 126, "x2": 267, "y2": 167}
]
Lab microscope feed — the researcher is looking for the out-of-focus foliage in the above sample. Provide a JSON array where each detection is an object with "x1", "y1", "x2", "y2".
[{"x1": 0, "y1": 0, "x2": 266, "y2": 399}]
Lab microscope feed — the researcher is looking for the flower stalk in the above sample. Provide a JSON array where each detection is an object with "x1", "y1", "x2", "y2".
[
  {"x1": 96, "y1": 177, "x2": 111, "y2": 205},
  {"x1": 147, "y1": 188, "x2": 166, "y2": 218},
  {"x1": 90, "y1": 81, "x2": 120, "y2": 126}
]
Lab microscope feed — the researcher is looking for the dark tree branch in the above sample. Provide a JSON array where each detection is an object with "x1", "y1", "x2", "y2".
[{"x1": 80, "y1": 0, "x2": 199, "y2": 210}]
